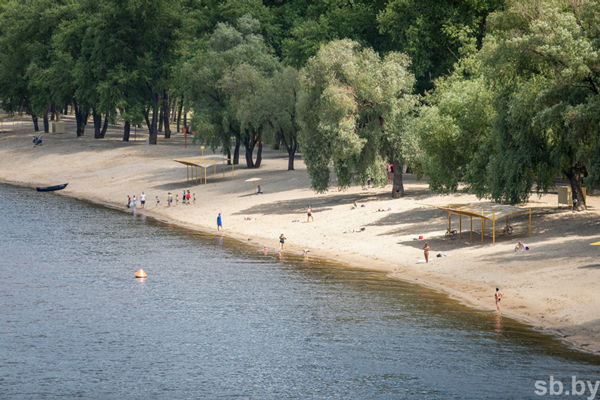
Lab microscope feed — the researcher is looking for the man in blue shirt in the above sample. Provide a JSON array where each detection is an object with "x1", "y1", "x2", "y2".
[{"x1": 217, "y1": 213, "x2": 223, "y2": 231}]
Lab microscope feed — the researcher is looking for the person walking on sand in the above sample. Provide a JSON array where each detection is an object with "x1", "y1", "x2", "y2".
[
  {"x1": 132, "y1": 195, "x2": 137, "y2": 211},
  {"x1": 127, "y1": 195, "x2": 131, "y2": 209},
  {"x1": 187, "y1": 190, "x2": 191, "y2": 205},
  {"x1": 140, "y1": 192, "x2": 146, "y2": 209},
  {"x1": 307, "y1": 206, "x2": 314, "y2": 222},
  {"x1": 156, "y1": 196, "x2": 161, "y2": 207},
  {"x1": 495, "y1": 288, "x2": 503, "y2": 312},
  {"x1": 217, "y1": 213, "x2": 223, "y2": 231},
  {"x1": 167, "y1": 192, "x2": 172, "y2": 207},
  {"x1": 422, "y1": 242, "x2": 430, "y2": 263},
  {"x1": 193, "y1": 193, "x2": 196, "y2": 205},
  {"x1": 175, "y1": 194, "x2": 179, "y2": 206},
  {"x1": 279, "y1": 234, "x2": 286, "y2": 251}
]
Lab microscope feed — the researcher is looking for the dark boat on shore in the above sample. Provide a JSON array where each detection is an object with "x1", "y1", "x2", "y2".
[{"x1": 36, "y1": 183, "x2": 68, "y2": 192}]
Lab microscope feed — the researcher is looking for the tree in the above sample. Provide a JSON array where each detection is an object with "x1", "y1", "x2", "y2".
[
  {"x1": 378, "y1": 0, "x2": 503, "y2": 93},
  {"x1": 183, "y1": 15, "x2": 279, "y2": 167},
  {"x1": 413, "y1": 0, "x2": 600, "y2": 210},
  {"x1": 297, "y1": 39, "x2": 418, "y2": 197},
  {"x1": 480, "y1": 0, "x2": 600, "y2": 209}
]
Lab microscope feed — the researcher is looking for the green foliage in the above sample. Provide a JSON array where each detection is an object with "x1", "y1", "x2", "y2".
[
  {"x1": 378, "y1": 0, "x2": 503, "y2": 92},
  {"x1": 297, "y1": 39, "x2": 417, "y2": 193}
]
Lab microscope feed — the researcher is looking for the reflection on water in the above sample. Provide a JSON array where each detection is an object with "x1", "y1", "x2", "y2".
[{"x1": 1, "y1": 183, "x2": 600, "y2": 399}]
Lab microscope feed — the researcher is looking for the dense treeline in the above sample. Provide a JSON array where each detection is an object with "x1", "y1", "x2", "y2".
[{"x1": 0, "y1": 0, "x2": 597, "y2": 206}]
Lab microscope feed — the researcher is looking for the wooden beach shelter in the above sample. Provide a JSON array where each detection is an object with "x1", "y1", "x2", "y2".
[
  {"x1": 433, "y1": 203, "x2": 532, "y2": 243},
  {"x1": 245, "y1": 178, "x2": 262, "y2": 194},
  {"x1": 173, "y1": 156, "x2": 234, "y2": 185}
]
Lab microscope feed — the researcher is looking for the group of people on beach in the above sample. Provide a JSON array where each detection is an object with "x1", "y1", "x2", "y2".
[{"x1": 126, "y1": 192, "x2": 146, "y2": 210}]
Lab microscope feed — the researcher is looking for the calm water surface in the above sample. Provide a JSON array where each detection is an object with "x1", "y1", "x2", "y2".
[{"x1": 1, "y1": 183, "x2": 600, "y2": 399}]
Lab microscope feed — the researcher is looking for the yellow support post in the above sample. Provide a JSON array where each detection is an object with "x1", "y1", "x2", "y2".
[
  {"x1": 204, "y1": 166, "x2": 207, "y2": 184},
  {"x1": 459, "y1": 215, "x2": 462, "y2": 238},
  {"x1": 493, "y1": 212, "x2": 496, "y2": 244},
  {"x1": 529, "y1": 209, "x2": 532, "y2": 237},
  {"x1": 505, "y1": 216, "x2": 508, "y2": 234},
  {"x1": 481, "y1": 218, "x2": 484, "y2": 242}
]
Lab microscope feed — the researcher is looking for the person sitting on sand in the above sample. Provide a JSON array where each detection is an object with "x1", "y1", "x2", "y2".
[
  {"x1": 514, "y1": 241, "x2": 525, "y2": 252},
  {"x1": 302, "y1": 249, "x2": 310, "y2": 258},
  {"x1": 244, "y1": 215, "x2": 256, "y2": 221},
  {"x1": 33, "y1": 135, "x2": 42, "y2": 147},
  {"x1": 350, "y1": 200, "x2": 358, "y2": 210}
]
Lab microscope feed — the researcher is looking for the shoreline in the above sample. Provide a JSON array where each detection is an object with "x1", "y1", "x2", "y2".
[
  {"x1": 2, "y1": 119, "x2": 600, "y2": 354},
  {"x1": 0, "y1": 178, "x2": 581, "y2": 353}
]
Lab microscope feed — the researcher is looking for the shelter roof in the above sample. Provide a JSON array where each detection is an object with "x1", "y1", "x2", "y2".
[
  {"x1": 173, "y1": 157, "x2": 228, "y2": 168},
  {"x1": 433, "y1": 203, "x2": 529, "y2": 221}
]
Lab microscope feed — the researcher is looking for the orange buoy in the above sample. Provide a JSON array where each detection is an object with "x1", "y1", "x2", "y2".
[{"x1": 135, "y1": 269, "x2": 147, "y2": 278}]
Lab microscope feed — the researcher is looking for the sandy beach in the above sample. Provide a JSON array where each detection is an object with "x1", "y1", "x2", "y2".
[{"x1": 2, "y1": 116, "x2": 600, "y2": 353}]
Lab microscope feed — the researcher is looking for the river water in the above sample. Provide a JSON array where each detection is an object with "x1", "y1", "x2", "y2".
[{"x1": 1, "y1": 183, "x2": 599, "y2": 399}]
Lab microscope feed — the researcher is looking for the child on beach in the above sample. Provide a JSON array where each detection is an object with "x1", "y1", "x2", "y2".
[
  {"x1": 140, "y1": 192, "x2": 146, "y2": 209},
  {"x1": 279, "y1": 234, "x2": 286, "y2": 251},
  {"x1": 187, "y1": 190, "x2": 191, "y2": 204},
  {"x1": 193, "y1": 193, "x2": 196, "y2": 205},
  {"x1": 257, "y1": 185, "x2": 262, "y2": 194},
  {"x1": 217, "y1": 213, "x2": 223, "y2": 231},
  {"x1": 182, "y1": 190, "x2": 187, "y2": 205},
  {"x1": 132, "y1": 195, "x2": 137, "y2": 210},
  {"x1": 175, "y1": 194, "x2": 179, "y2": 206},
  {"x1": 127, "y1": 195, "x2": 131, "y2": 209},
  {"x1": 307, "y1": 206, "x2": 314, "y2": 222},
  {"x1": 167, "y1": 192, "x2": 172, "y2": 207},
  {"x1": 156, "y1": 196, "x2": 161, "y2": 207}
]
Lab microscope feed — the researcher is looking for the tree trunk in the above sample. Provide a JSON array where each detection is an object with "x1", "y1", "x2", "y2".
[
  {"x1": 287, "y1": 146, "x2": 295, "y2": 170},
  {"x1": 255, "y1": 141, "x2": 263, "y2": 168},
  {"x1": 170, "y1": 97, "x2": 177, "y2": 124},
  {"x1": 50, "y1": 104, "x2": 55, "y2": 121},
  {"x1": 93, "y1": 109, "x2": 102, "y2": 138},
  {"x1": 233, "y1": 136, "x2": 240, "y2": 165},
  {"x1": 227, "y1": 148, "x2": 232, "y2": 165},
  {"x1": 183, "y1": 108, "x2": 187, "y2": 128},
  {"x1": 158, "y1": 107, "x2": 163, "y2": 132},
  {"x1": 568, "y1": 163, "x2": 587, "y2": 211},
  {"x1": 31, "y1": 112, "x2": 39, "y2": 132},
  {"x1": 391, "y1": 148, "x2": 404, "y2": 198},
  {"x1": 73, "y1": 100, "x2": 87, "y2": 137},
  {"x1": 163, "y1": 90, "x2": 171, "y2": 138},
  {"x1": 123, "y1": 120, "x2": 130, "y2": 142},
  {"x1": 100, "y1": 113, "x2": 109, "y2": 138},
  {"x1": 43, "y1": 109, "x2": 49, "y2": 133},
  {"x1": 177, "y1": 95, "x2": 183, "y2": 133},
  {"x1": 143, "y1": 108, "x2": 151, "y2": 132},
  {"x1": 148, "y1": 91, "x2": 159, "y2": 145}
]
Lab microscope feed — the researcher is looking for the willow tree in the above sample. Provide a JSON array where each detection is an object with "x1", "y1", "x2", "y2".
[
  {"x1": 297, "y1": 39, "x2": 418, "y2": 198},
  {"x1": 479, "y1": 0, "x2": 600, "y2": 209}
]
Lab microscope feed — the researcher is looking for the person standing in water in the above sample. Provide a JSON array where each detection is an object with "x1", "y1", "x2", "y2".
[
  {"x1": 307, "y1": 206, "x2": 314, "y2": 222},
  {"x1": 279, "y1": 234, "x2": 286, "y2": 251},
  {"x1": 422, "y1": 242, "x2": 430, "y2": 263},
  {"x1": 132, "y1": 195, "x2": 137, "y2": 211},
  {"x1": 217, "y1": 213, "x2": 223, "y2": 231},
  {"x1": 495, "y1": 288, "x2": 503, "y2": 312}
]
